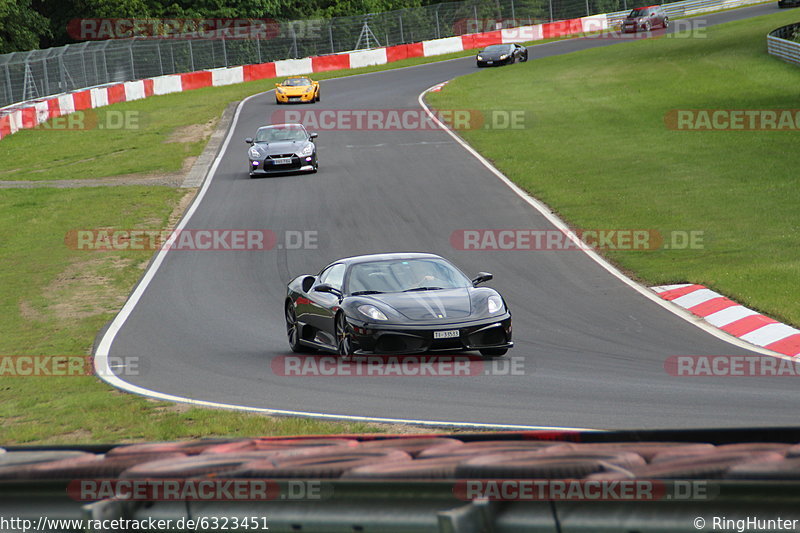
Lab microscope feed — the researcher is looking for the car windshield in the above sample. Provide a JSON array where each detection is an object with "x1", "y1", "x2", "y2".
[
  {"x1": 347, "y1": 258, "x2": 471, "y2": 294},
  {"x1": 281, "y1": 78, "x2": 311, "y2": 86},
  {"x1": 483, "y1": 45, "x2": 511, "y2": 53},
  {"x1": 255, "y1": 126, "x2": 308, "y2": 142},
  {"x1": 628, "y1": 8, "x2": 650, "y2": 16}
]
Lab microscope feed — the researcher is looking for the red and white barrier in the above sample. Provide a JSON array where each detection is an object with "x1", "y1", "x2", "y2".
[
  {"x1": 654, "y1": 284, "x2": 800, "y2": 357},
  {"x1": 0, "y1": 13, "x2": 607, "y2": 141}
]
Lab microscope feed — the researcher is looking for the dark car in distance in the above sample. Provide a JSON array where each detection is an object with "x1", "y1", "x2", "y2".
[
  {"x1": 476, "y1": 44, "x2": 528, "y2": 67},
  {"x1": 246, "y1": 123, "x2": 318, "y2": 177},
  {"x1": 778, "y1": 0, "x2": 800, "y2": 8},
  {"x1": 622, "y1": 5, "x2": 669, "y2": 32},
  {"x1": 285, "y1": 253, "x2": 513, "y2": 360}
]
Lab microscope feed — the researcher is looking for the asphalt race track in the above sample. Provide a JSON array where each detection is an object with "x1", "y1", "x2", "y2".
[{"x1": 98, "y1": 3, "x2": 800, "y2": 430}]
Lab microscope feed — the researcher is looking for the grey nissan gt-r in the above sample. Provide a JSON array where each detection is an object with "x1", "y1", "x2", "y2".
[
  {"x1": 285, "y1": 253, "x2": 513, "y2": 360},
  {"x1": 246, "y1": 123, "x2": 318, "y2": 176}
]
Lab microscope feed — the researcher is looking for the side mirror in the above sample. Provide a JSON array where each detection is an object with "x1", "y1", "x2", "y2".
[
  {"x1": 245, "y1": 137, "x2": 254, "y2": 144},
  {"x1": 309, "y1": 132, "x2": 318, "y2": 140},
  {"x1": 472, "y1": 272, "x2": 493, "y2": 286},
  {"x1": 301, "y1": 275, "x2": 316, "y2": 293},
  {"x1": 314, "y1": 283, "x2": 343, "y2": 298},
  {"x1": 275, "y1": 83, "x2": 281, "y2": 87}
]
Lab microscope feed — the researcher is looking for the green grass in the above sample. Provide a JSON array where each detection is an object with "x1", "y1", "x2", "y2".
[
  {"x1": 428, "y1": 9, "x2": 800, "y2": 326},
  {"x1": 0, "y1": 188, "x2": 385, "y2": 444}
]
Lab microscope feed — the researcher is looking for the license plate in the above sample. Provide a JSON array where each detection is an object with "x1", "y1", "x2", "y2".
[
  {"x1": 486, "y1": 61, "x2": 494, "y2": 64},
  {"x1": 272, "y1": 158, "x2": 292, "y2": 165},
  {"x1": 434, "y1": 330, "x2": 459, "y2": 339}
]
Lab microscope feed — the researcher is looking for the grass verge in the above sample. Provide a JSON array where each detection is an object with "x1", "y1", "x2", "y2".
[{"x1": 428, "y1": 9, "x2": 800, "y2": 326}]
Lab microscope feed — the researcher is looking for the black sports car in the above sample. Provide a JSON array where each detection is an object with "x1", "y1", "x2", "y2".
[
  {"x1": 246, "y1": 123, "x2": 318, "y2": 177},
  {"x1": 285, "y1": 253, "x2": 513, "y2": 359},
  {"x1": 476, "y1": 43, "x2": 528, "y2": 67},
  {"x1": 778, "y1": 0, "x2": 800, "y2": 7}
]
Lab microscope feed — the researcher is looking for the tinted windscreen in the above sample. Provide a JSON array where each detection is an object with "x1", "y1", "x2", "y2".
[
  {"x1": 347, "y1": 259, "x2": 471, "y2": 294},
  {"x1": 255, "y1": 127, "x2": 307, "y2": 142}
]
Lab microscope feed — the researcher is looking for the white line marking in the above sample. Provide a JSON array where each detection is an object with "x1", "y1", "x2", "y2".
[{"x1": 417, "y1": 84, "x2": 795, "y2": 362}]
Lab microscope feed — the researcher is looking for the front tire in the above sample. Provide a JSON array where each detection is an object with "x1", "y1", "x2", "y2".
[
  {"x1": 335, "y1": 312, "x2": 355, "y2": 362},
  {"x1": 286, "y1": 302, "x2": 303, "y2": 353},
  {"x1": 480, "y1": 348, "x2": 508, "y2": 358}
]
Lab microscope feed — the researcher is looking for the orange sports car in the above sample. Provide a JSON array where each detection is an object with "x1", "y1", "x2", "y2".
[{"x1": 274, "y1": 76, "x2": 320, "y2": 104}]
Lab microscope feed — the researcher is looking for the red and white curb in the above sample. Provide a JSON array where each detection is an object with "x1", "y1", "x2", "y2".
[{"x1": 653, "y1": 284, "x2": 800, "y2": 358}]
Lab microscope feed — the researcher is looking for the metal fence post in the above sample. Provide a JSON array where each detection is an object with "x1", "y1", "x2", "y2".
[
  {"x1": 42, "y1": 58, "x2": 50, "y2": 96},
  {"x1": 329, "y1": 21, "x2": 335, "y2": 53},
  {"x1": 549, "y1": 0, "x2": 554, "y2": 22},
  {"x1": 291, "y1": 24, "x2": 298, "y2": 57},
  {"x1": 435, "y1": 8, "x2": 441, "y2": 39},
  {"x1": 399, "y1": 14, "x2": 404, "y2": 43},
  {"x1": 129, "y1": 40, "x2": 136, "y2": 79},
  {"x1": 586, "y1": 0, "x2": 591, "y2": 16},
  {"x1": 188, "y1": 39, "x2": 195, "y2": 71},
  {"x1": 81, "y1": 51, "x2": 88, "y2": 87},
  {"x1": 157, "y1": 41, "x2": 164, "y2": 75},
  {"x1": 58, "y1": 53, "x2": 66, "y2": 92},
  {"x1": 101, "y1": 41, "x2": 110, "y2": 82},
  {"x1": 4, "y1": 65, "x2": 13, "y2": 103},
  {"x1": 256, "y1": 36, "x2": 262, "y2": 63},
  {"x1": 222, "y1": 36, "x2": 228, "y2": 66},
  {"x1": 511, "y1": 0, "x2": 516, "y2": 22}
]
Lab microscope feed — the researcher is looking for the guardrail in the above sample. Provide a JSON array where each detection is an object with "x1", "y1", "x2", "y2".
[{"x1": 768, "y1": 22, "x2": 800, "y2": 65}]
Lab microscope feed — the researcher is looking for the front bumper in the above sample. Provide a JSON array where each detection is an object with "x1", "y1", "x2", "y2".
[
  {"x1": 476, "y1": 58, "x2": 511, "y2": 67},
  {"x1": 275, "y1": 91, "x2": 315, "y2": 103},
  {"x1": 250, "y1": 154, "x2": 316, "y2": 175},
  {"x1": 346, "y1": 314, "x2": 513, "y2": 355}
]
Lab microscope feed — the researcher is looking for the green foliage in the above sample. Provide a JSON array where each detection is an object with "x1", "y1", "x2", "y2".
[{"x1": 0, "y1": 0, "x2": 52, "y2": 53}]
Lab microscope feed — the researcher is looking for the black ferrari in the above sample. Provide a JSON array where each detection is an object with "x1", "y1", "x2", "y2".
[
  {"x1": 285, "y1": 253, "x2": 513, "y2": 359},
  {"x1": 246, "y1": 123, "x2": 318, "y2": 177},
  {"x1": 476, "y1": 43, "x2": 528, "y2": 67}
]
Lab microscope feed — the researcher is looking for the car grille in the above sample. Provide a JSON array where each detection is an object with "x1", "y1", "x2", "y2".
[
  {"x1": 467, "y1": 326, "x2": 506, "y2": 348},
  {"x1": 268, "y1": 154, "x2": 296, "y2": 159},
  {"x1": 375, "y1": 335, "x2": 426, "y2": 354}
]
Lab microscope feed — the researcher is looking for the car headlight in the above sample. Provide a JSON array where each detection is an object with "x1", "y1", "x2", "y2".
[
  {"x1": 304, "y1": 86, "x2": 314, "y2": 93},
  {"x1": 299, "y1": 144, "x2": 314, "y2": 156},
  {"x1": 487, "y1": 295, "x2": 504, "y2": 315},
  {"x1": 358, "y1": 305, "x2": 388, "y2": 321},
  {"x1": 248, "y1": 147, "x2": 261, "y2": 159},
  {"x1": 477, "y1": 55, "x2": 483, "y2": 60},
  {"x1": 499, "y1": 54, "x2": 508, "y2": 60},
  {"x1": 276, "y1": 87, "x2": 284, "y2": 93}
]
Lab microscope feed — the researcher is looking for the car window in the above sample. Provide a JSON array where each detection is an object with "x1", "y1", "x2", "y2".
[
  {"x1": 483, "y1": 44, "x2": 511, "y2": 53},
  {"x1": 282, "y1": 78, "x2": 311, "y2": 86},
  {"x1": 318, "y1": 263, "x2": 346, "y2": 290},
  {"x1": 346, "y1": 258, "x2": 471, "y2": 294},
  {"x1": 255, "y1": 127, "x2": 308, "y2": 142}
]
